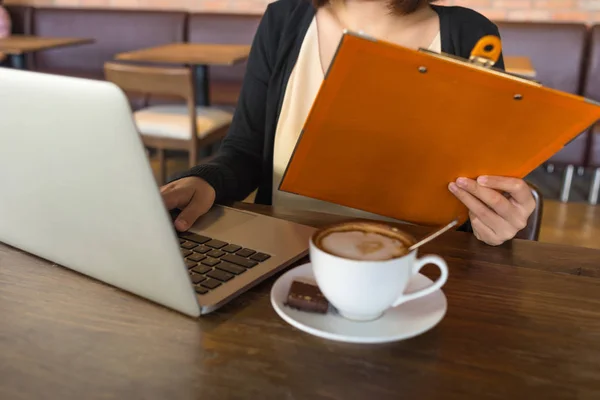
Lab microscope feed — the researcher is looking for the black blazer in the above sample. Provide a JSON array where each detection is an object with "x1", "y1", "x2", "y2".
[{"x1": 177, "y1": 0, "x2": 504, "y2": 230}]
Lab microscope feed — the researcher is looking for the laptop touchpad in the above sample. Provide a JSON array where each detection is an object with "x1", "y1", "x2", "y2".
[{"x1": 190, "y1": 206, "x2": 256, "y2": 235}]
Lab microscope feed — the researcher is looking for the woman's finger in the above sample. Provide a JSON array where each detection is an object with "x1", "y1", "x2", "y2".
[
  {"x1": 454, "y1": 178, "x2": 527, "y2": 230},
  {"x1": 476, "y1": 176, "x2": 535, "y2": 209},
  {"x1": 470, "y1": 215, "x2": 504, "y2": 246},
  {"x1": 449, "y1": 182, "x2": 509, "y2": 234}
]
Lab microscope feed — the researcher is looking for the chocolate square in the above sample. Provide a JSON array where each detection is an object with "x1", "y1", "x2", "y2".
[{"x1": 285, "y1": 280, "x2": 329, "y2": 314}]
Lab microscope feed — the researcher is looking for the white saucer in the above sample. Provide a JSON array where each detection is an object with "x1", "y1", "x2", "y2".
[{"x1": 270, "y1": 262, "x2": 447, "y2": 344}]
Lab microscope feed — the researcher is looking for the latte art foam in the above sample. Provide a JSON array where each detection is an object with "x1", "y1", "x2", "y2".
[{"x1": 320, "y1": 230, "x2": 408, "y2": 261}]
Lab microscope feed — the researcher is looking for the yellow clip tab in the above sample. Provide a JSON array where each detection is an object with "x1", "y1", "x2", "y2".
[{"x1": 469, "y1": 35, "x2": 502, "y2": 68}]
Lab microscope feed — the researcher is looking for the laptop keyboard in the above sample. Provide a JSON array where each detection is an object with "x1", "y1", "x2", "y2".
[{"x1": 177, "y1": 231, "x2": 271, "y2": 295}]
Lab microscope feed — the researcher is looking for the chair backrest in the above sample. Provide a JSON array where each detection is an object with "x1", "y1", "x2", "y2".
[
  {"x1": 496, "y1": 22, "x2": 589, "y2": 167},
  {"x1": 496, "y1": 21, "x2": 587, "y2": 94},
  {"x1": 515, "y1": 183, "x2": 543, "y2": 241},
  {"x1": 104, "y1": 62, "x2": 199, "y2": 147},
  {"x1": 104, "y1": 62, "x2": 194, "y2": 100},
  {"x1": 583, "y1": 25, "x2": 600, "y2": 101},
  {"x1": 583, "y1": 25, "x2": 600, "y2": 168}
]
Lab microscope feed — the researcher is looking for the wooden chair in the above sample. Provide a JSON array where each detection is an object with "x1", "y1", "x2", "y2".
[
  {"x1": 515, "y1": 183, "x2": 543, "y2": 241},
  {"x1": 104, "y1": 62, "x2": 232, "y2": 184}
]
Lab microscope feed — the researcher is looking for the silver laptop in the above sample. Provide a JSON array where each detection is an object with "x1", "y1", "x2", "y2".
[{"x1": 0, "y1": 68, "x2": 315, "y2": 317}]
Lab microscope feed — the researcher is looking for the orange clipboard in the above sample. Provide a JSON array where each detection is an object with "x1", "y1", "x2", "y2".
[{"x1": 278, "y1": 31, "x2": 600, "y2": 226}]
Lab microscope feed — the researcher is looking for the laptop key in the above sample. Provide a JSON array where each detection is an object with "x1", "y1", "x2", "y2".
[
  {"x1": 207, "y1": 249, "x2": 225, "y2": 259},
  {"x1": 195, "y1": 285, "x2": 209, "y2": 295},
  {"x1": 222, "y1": 244, "x2": 242, "y2": 253},
  {"x1": 201, "y1": 279, "x2": 222, "y2": 289},
  {"x1": 192, "y1": 265, "x2": 212, "y2": 275},
  {"x1": 179, "y1": 238, "x2": 186, "y2": 244},
  {"x1": 190, "y1": 273, "x2": 206, "y2": 284},
  {"x1": 185, "y1": 260, "x2": 197, "y2": 269},
  {"x1": 221, "y1": 254, "x2": 258, "y2": 269},
  {"x1": 205, "y1": 239, "x2": 228, "y2": 249},
  {"x1": 217, "y1": 262, "x2": 246, "y2": 275},
  {"x1": 180, "y1": 232, "x2": 211, "y2": 244},
  {"x1": 181, "y1": 249, "x2": 193, "y2": 257},
  {"x1": 236, "y1": 248, "x2": 256, "y2": 258},
  {"x1": 181, "y1": 241, "x2": 198, "y2": 250},
  {"x1": 207, "y1": 269, "x2": 234, "y2": 282},
  {"x1": 187, "y1": 253, "x2": 206, "y2": 263},
  {"x1": 250, "y1": 252, "x2": 271, "y2": 262},
  {"x1": 201, "y1": 257, "x2": 221, "y2": 267},
  {"x1": 194, "y1": 245, "x2": 211, "y2": 254}
]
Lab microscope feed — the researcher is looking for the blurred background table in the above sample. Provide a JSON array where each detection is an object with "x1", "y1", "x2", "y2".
[
  {"x1": 505, "y1": 55, "x2": 536, "y2": 78},
  {"x1": 116, "y1": 43, "x2": 251, "y2": 107},
  {"x1": 0, "y1": 34, "x2": 93, "y2": 69}
]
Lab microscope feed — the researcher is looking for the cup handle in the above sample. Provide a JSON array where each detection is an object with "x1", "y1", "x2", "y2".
[{"x1": 392, "y1": 255, "x2": 448, "y2": 307}]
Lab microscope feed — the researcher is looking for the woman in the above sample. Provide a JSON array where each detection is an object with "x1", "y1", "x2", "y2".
[{"x1": 161, "y1": 0, "x2": 536, "y2": 246}]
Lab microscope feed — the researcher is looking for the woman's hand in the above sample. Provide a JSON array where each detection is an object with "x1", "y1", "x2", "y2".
[
  {"x1": 160, "y1": 177, "x2": 216, "y2": 232},
  {"x1": 449, "y1": 176, "x2": 536, "y2": 246}
]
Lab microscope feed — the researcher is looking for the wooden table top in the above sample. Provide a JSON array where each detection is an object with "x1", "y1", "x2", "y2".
[
  {"x1": 116, "y1": 43, "x2": 251, "y2": 66},
  {"x1": 504, "y1": 56, "x2": 536, "y2": 78},
  {"x1": 0, "y1": 35, "x2": 94, "y2": 55},
  {"x1": 1, "y1": 203, "x2": 599, "y2": 400}
]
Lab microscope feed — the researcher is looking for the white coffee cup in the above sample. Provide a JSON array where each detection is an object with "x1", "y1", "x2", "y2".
[{"x1": 310, "y1": 221, "x2": 449, "y2": 322}]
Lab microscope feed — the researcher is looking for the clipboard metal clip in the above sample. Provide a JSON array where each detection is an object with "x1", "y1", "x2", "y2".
[
  {"x1": 468, "y1": 35, "x2": 502, "y2": 68},
  {"x1": 418, "y1": 35, "x2": 542, "y2": 87}
]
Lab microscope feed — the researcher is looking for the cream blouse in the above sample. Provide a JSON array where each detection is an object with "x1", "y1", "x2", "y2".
[{"x1": 272, "y1": 18, "x2": 441, "y2": 221}]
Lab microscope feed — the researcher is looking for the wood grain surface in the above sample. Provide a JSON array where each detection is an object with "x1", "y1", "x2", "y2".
[
  {"x1": 1, "y1": 203, "x2": 599, "y2": 400},
  {"x1": 0, "y1": 35, "x2": 93, "y2": 54},
  {"x1": 116, "y1": 43, "x2": 251, "y2": 66}
]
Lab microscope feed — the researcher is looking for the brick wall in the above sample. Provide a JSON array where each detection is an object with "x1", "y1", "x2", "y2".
[{"x1": 4, "y1": 0, "x2": 600, "y2": 23}]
